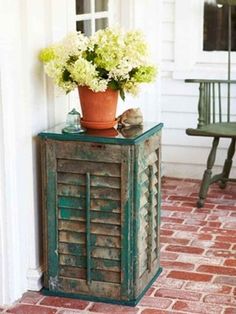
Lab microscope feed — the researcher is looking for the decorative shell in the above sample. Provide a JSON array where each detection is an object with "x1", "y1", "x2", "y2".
[{"x1": 117, "y1": 108, "x2": 143, "y2": 127}]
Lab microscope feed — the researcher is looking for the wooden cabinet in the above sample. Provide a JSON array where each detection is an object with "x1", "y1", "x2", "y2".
[{"x1": 39, "y1": 122, "x2": 163, "y2": 306}]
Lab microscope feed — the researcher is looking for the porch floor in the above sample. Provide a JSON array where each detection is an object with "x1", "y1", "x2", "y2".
[{"x1": 2, "y1": 177, "x2": 236, "y2": 314}]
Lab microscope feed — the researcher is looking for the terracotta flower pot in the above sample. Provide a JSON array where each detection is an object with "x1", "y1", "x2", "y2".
[{"x1": 78, "y1": 86, "x2": 118, "y2": 129}]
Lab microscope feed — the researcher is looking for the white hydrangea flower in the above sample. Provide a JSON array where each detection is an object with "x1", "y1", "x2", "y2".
[
  {"x1": 39, "y1": 27, "x2": 157, "y2": 99},
  {"x1": 108, "y1": 58, "x2": 133, "y2": 81}
]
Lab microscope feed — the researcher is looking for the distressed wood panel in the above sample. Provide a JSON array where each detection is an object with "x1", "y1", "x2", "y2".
[
  {"x1": 53, "y1": 140, "x2": 122, "y2": 163},
  {"x1": 140, "y1": 177, "x2": 158, "y2": 193},
  {"x1": 60, "y1": 266, "x2": 121, "y2": 283},
  {"x1": 143, "y1": 134, "x2": 161, "y2": 157},
  {"x1": 139, "y1": 162, "x2": 158, "y2": 175},
  {"x1": 137, "y1": 258, "x2": 160, "y2": 295},
  {"x1": 58, "y1": 196, "x2": 121, "y2": 213},
  {"x1": 120, "y1": 146, "x2": 132, "y2": 299},
  {"x1": 57, "y1": 172, "x2": 121, "y2": 189},
  {"x1": 140, "y1": 171, "x2": 158, "y2": 186},
  {"x1": 137, "y1": 251, "x2": 158, "y2": 278},
  {"x1": 59, "y1": 220, "x2": 121, "y2": 236},
  {"x1": 45, "y1": 141, "x2": 59, "y2": 285},
  {"x1": 57, "y1": 159, "x2": 120, "y2": 177},
  {"x1": 140, "y1": 191, "x2": 149, "y2": 209},
  {"x1": 135, "y1": 141, "x2": 160, "y2": 291},
  {"x1": 59, "y1": 208, "x2": 121, "y2": 225},
  {"x1": 59, "y1": 231, "x2": 121, "y2": 248},
  {"x1": 59, "y1": 254, "x2": 120, "y2": 272},
  {"x1": 59, "y1": 243, "x2": 120, "y2": 260},
  {"x1": 57, "y1": 184, "x2": 120, "y2": 201},
  {"x1": 41, "y1": 141, "x2": 49, "y2": 288},
  {"x1": 140, "y1": 194, "x2": 158, "y2": 209},
  {"x1": 58, "y1": 277, "x2": 121, "y2": 298}
]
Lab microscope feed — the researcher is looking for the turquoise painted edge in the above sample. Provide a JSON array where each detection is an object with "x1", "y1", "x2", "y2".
[
  {"x1": 41, "y1": 267, "x2": 162, "y2": 307},
  {"x1": 38, "y1": 123, "x2": 164, "y2": 145}
]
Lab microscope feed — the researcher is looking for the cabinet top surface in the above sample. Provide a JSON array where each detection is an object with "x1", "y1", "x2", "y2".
[{"x1": 39, "y1": 122, "x2": 163, "y2": 145}]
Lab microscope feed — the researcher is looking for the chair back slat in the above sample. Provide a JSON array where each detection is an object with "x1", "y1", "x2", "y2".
[
  {"x1": 197, "y1": 83, "x2": 205, "y2": 128},
  {"x1": 218, "y1": 83, "x2": 222, "y2": 123},
  {"x1": 227, "y1": 82, "x2": 230, "y2": 122},
  {"x1": 207, "y1": 83, "x2": 211, "y2": 124},
  {"x1": 212, "y1": 83, "x2": 216, "y2": 123},
  {"x1": 185, "y1": 79, "x2": 236, "y2": 128}
]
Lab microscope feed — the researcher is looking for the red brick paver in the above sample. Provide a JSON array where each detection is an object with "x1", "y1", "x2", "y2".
[
  {"x1": 40, "y1": 296, "x2": 89, "y2": 310},
  {"x1": 6, "y1": 304, "x2": 58, "y2": 314},
  {"x1": 1, "y1": 177, "x2": 236, "y2": 314}
]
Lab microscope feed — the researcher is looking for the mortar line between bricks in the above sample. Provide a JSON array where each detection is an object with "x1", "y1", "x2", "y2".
[
  {"x1": 35, "y1": 295, "x2": 46, "y2": 305},
  {"x1": 84, "y1": 302, "x2": 94, "y2": 311},
  {"x1": 149, "y1": 287, "x2": 158, "y2": 297},
  {"x1": 199, "y1": 292, "x2": 206, "y2": 303},
  {"x1": 55, "y1": 307, "x2": 63, "y2": 314},
  {"x1": 136, "y1": 307, "x2": 143, "y2": 314},
  {"x1": 166, "y1": 299, "x2": 175, "y2": 311}
]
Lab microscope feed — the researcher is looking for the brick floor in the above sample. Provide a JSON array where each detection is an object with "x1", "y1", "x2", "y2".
[{"x1": 1, "y1": 177, "x2": 236, "y2": 314}]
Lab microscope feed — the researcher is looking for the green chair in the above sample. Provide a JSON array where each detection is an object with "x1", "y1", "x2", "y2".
[
  {"x1": 186, "y1": 0, "x2": 236, "y2": 207},
  {"x1": 185, "y1": 79, "x2": 236, "y2": 207}
]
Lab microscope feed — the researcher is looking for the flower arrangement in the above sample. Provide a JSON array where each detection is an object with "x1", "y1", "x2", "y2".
[{"x1": 39, "y1": 27, "x2": 157, "y2": 100}]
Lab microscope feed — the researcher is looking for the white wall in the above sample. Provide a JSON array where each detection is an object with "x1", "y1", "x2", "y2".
[
  {"x1": 161, "y1": 0, "x2": 236, "y2": 179},
  {"x1": 112, "y1": 0, "x2": 162, "y2": 123},
  {"x1": 0, "y1": 0, "x2": 162, "y2": 306},
  {"x1": 0, "y1": 0, "x2": 71, "y2": 305}
]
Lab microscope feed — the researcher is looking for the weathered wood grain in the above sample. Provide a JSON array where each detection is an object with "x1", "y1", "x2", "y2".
[
  {"x1": 57, "y1": 172, "x2": 121, "y2": 189},
  {"x1": 59, "y1": 266, "x2": 121, "y2": 283},
  {"x1": 134, "y1": 138, "x2": 161, "y2": 294},
  {"x1": 59, "y1": 243, "x2": 120, "y2": 260},
  {"x1": 138, "y1": 154, "x2": 159, "y2": 173},
  {"x1": 53, "y1": 140, "x2": 122, "y2": 163},
  {"x1": 41, "y1": 141, "x2": 49, "y2": 288},
  {"x1": 59, "y1": 254, "x2": 120, "y2": 272},
  {"x1": 57, "y1": 159, "x2": 120, "y2": 177},
  {"x1": 58, "y1": 196, "x2": 121, "y2": 213},
  {"x1": 143, "y1": 134, "x2": 161, "y2": 156},
  {"x1": 139, "y1": 175, "x2": 158, "y2": 188},
  {"x1": 58, "y1": 277, "x2": 121, "y2": 298},
  {"x1": 59, "y1": 207, "x2": 121, "y2": 225},
  {"x1": 58, "y1": 220, "x2": 121, "y2": 237},
  {"x1": 59, "y1": 231, "x2": 121, "y2": 248},
  {"x1": 46, "y1": 140, "x2": 59, "y2": 284},
  {"x1": 57, "y1": 183, "x2": 120, "y2": 201}
]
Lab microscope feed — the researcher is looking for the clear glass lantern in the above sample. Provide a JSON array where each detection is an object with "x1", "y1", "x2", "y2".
[{"x1": 62, "y1": 108, "x2": 85, "y2": 133}]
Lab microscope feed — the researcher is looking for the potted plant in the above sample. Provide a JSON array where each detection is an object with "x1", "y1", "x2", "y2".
[{"x1": 39, "y1": 27, "x2": 157, "y2": 129}]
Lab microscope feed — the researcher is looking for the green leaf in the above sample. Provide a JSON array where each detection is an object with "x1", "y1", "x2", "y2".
[
  {"x1": 85, "y1": 48, "x2": 97, "y2": 63},
  {"x1": 62, "y1": 69, "x2": 71, "y2": 82},
  {"x1": 68, "y1": 55, "x2": 78, "y2": 64},
  {"x1": 108, "y1": 80, "x2": 120, "y2": 90},
  {"x1": 97, "y1": 67, "x2": 109, "y2": 79},
  {"x1": 120, "y1": 89, "x2": 125, "y2": 101}
]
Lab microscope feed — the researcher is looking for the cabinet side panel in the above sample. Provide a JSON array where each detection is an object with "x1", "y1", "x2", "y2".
[{"x1": 134, "y1": 133, "x2": 161, "y2": 297}]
